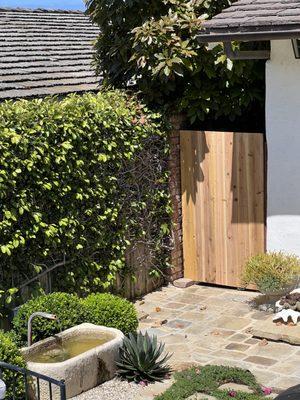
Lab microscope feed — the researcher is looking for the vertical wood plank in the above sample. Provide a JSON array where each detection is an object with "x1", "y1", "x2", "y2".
[{"x1": 181, "y1": 130, "x2": 265, "y2": 288}]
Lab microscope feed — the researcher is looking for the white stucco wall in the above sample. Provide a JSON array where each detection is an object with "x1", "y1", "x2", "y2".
[{"x1": 266, "y1": 40, "x2": 300, "y2": 255}]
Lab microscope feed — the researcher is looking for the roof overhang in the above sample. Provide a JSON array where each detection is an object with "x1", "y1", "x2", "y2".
[{"x1": 197, "y1": 28, "x2": 300, "y2": 43}]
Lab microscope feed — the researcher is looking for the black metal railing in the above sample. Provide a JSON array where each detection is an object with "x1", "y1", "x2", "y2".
[{"x1": 0, "y1": 362, "x2": 66, "y2": 400}]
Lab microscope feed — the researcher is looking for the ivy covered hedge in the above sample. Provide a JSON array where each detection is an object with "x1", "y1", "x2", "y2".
[{"x1": 0, "y1": 90, "x2": 170, "y2": 312}]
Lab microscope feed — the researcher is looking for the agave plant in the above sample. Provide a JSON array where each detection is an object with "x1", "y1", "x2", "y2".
[{"x1": 116, "y1": 332, "x2": 172, "y2": 383}]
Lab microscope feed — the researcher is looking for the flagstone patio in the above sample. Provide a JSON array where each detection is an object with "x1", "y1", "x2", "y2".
[
  {"x1": 74, "y1": 283, "x2": 300, "y2": 400},
  {"x1": 135, "y1": 283, "x2": 300, "y2": 394}
]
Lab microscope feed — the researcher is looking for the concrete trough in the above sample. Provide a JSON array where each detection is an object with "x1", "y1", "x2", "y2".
[{"x1": 21, "y1": 323, "x2": 124, "y2": 399}]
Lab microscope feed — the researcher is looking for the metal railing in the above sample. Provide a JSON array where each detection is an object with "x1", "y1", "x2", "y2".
[{"x1": 0, "y1": 362, "x2": 66, "y2": 400}]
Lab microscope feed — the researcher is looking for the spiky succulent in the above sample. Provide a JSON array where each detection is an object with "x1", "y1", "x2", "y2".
[{"x1": 116, "y1": 332, "x2": 172, "y2": 383}]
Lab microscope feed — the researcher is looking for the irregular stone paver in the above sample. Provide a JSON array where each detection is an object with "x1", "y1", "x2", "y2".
[
  {"x1": 244, "y1": 356, "x2": 277, "y2": 367},
  {"x1": 166, "y1": 319, "x2": 191, "y2": 329},
  {"x1": 214, "y1": 316, "x2": 252, "y2": 330},
  {"x1": 230, "y1": 333, "x2": 248, "y2": 342},
  {"x1": 218, "y1": 382, "x2": 254, "y2": 393},
  {"x1": 270, "y1": 360, "x2": 300, "y2": 378},
  {"x1": 271, "y1": 376, "x2": 300, "y2": 392},
  {"x1": 225, "y1": 342, "x2": 250, "y2": 351},
  {"x1": 251, "y1": 341, "x2": 297, "y2": 360}
]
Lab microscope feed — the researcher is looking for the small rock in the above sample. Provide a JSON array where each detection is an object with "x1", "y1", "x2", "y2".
[
  {"x1": 173, "y1": 278, "x2": 195, "y2": 288},
  {"x1": 152, "y1": 319, "x2": 168, "y2": 327},
  {"x1": 259, "y1": 304, "x2": 268, "y2": 312},
  {"x1": 219, "y1": 383, "x2": 254, "y2": 394},
  {"x1": 155, "y1": 307, "x2": 162, "y2": 313},
  {"x1": 138, "y1": 311, "x2": 149, "y2": 321},
  {"x1": 259, "y1": 339, "x2": 268, "y2": 346}
]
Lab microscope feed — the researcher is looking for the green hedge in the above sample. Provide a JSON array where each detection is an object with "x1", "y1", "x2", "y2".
[
  {"x1": 12, "y1": 292, "x2": 87, "y2": 344},
  {"x1": 13, "y1": 292, "x2": 138, "y2": 344},
  {"x1": 0, "y1": 330, "x2": 26, "y2": 399},
  {"x1": 0, "y1": 90, "x2": 170, "y2": 311},
  {"x1": 83, "y1": 293, "x2": 138, "y2": 334}
]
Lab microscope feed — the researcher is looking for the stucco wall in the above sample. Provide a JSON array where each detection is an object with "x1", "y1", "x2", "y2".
[{"x1": 266, "y1": 40, "x2": 300, "y2": 254}]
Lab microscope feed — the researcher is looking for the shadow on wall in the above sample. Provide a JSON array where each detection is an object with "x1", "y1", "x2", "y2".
[
  {"x1": 180, "y1": 130, "x2": 209, "y2": 205},
  {"x1": 181, "y1": 130, "x2": 265, "y2": 224}
]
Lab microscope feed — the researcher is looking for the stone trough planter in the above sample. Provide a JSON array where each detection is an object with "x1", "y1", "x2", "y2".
[{"x1": 21, "y1": 323, "x2": 124, "y2": 399}]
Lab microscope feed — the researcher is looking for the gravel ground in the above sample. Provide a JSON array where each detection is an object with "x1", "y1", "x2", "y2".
[{"x1": 70, "y1": 378, "x2": 142, "y2": 400}]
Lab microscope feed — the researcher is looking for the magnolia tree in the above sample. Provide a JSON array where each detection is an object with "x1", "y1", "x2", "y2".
[{"x1": 86, "y1": 0, "x2": 265, "y2": 124}]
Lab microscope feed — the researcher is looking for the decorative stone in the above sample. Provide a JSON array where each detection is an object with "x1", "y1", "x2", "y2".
[
  {"x1": 218, "y1": 383, "x2": 254, "y2": 394},
  {"x1": 273, "y1": 309, "x2": 300, "y2": 325},
  {"x1": 252, "y1": 318, "x2": 300, "y2": 345},
  {"x1": 173, "y1": 278, "x2": 195, "y2": 288},
  {"x1": 188, "y1": 394, "x2": 217, "y2": 400},
  {"x1": 276, "y1": 288, "x2": 300, "y2": 314}
]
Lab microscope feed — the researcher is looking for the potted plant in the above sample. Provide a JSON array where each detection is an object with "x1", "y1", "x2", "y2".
[{"x1": 242, "y1": 252, "x2": 300, "y2": 296}]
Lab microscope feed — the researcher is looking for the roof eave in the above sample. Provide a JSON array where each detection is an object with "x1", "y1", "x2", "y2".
[{"x1": 197, "y1": 28, "x2": 300, "y2": 43}]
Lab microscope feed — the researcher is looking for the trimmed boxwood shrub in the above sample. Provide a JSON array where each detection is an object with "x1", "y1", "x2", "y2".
[
  {"x1": 13, "y1": 292, "x2": 139, "y2": 344},
  {"x1": 12, "y1": 292, "x2": 87, "y2": 344},
  {"x1": 0, "y1": 330, "x2": 26, "y2": 399},
  {"x1": 83, "y1": 293, "x2": 138, "y2": 335}
]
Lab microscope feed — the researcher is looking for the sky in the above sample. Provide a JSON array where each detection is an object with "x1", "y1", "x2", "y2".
[{"x1": 0, "y1": 0, "x2": 85, "y2": 10}]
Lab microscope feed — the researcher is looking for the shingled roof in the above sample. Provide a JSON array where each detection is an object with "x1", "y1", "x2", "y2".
[
  {"x1": 198, "y1": 0, "x2": 300, "y2": 42},
  {"x1": 0, "y1": 8, "x2": 101, "y2": 100}
]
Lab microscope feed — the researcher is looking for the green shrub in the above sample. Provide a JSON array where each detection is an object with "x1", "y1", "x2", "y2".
[
  {"x1": 83, "y1": 293, "x2": 138, "y2": 334},
  {"x1": 242, "y1": 252, "x2": 300, "y2": 294},
  {"x1": 13, "y1": 292, "x2": 138, "y2": 344},
  {"x1": 155, "y1": 365, "x2": 265, "y2": 400},
  {"x1": 0, "y1": 330, "x2": 26, "y2": 399},
  {"x1": 87, "y1": 0, "x2": 265, "y2": 126},
  {"x1": 12, "y1": 292, "x2": 87, "y2": 344},
  {"x1": 0, "y1": 90, "x2": 170, "y2": 313}
]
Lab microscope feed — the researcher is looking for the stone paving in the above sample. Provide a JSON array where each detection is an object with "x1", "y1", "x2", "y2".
[{"x1": 135, "y1": 283, "x2": 300, "y2": 396}]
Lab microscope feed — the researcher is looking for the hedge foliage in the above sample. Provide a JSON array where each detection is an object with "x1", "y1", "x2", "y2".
[
  {"x1": 13, "y1": 292, "x2": 138, "y2": 344},
  {"x1": 84, "y1": 293, "x2": 138, "y2": 334},
  {"x1": 86, "y1": 0, "x2": 265, "y2": 125},
  {"x1": 0, "y1": 330, "x2": 26, "y2": 399},
  {"x1": 0, "y1": 91, "x2": 170, "y2": 313},
  {"x1": 12, "y1": 293, "x2": 86, "y2": 344}
]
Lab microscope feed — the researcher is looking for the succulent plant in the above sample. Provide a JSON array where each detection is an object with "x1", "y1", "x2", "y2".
[{"x1": 116, "y1": 332, "x2": 172, "y2": 383}]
